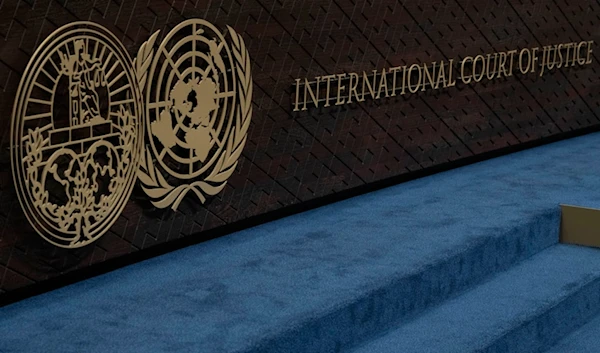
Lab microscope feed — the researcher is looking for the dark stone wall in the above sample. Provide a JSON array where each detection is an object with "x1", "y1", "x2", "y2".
[{"x1": 0, "y1": 0, "x2": 598, "y2": 302}]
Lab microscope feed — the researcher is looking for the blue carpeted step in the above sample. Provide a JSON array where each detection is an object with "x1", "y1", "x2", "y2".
[
  {"x1": 349, "y1": 244, "x2": 600, "y2": 353},
  {"x1": 544, "y1": 311, "x2": 600, "y2": 353},
  {"x1": 0, "y1": 210, "x2": 558, "y2": 353},
  {"x1": 3, "y1": 133, "x2": 600, "y2": 353}
]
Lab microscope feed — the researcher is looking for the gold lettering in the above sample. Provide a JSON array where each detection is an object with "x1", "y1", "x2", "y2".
[
  {"x1": 587, "y1": 41, "x2": 594, "y2": 64},
  {"x1": 577, "y1": 41, "x2": 587, "y2": 65},
  {"x1": 557, "y1": 43, "x2": 564, "y2": 68},
  {"x1": 530, "y1": 47, "x2": 539, "y2": 73},
  {"x1": 486, "y1": 53, "x2": 499, "y2": 80},
  {"x1": 447, "y1": 59, "x2": 456, "y2": 87},
  {"x1": 376, "y1": 68, "x2": 389, "y2": 99},
  {"x1": 435, "y1": 61, "x2": 447, "y2": 89},
  {"x1": 322, "y1": 74, "x2": 336, "y2": 107},
  {"x1": 408, "y1": 64, "x2": 422, "y2": 93},
  {"x1": 564, "y1": 43, "x2": 574, "y2": 67},
  {"x1": 292, "y1": 41, "x2": 599, "y2": 111},
  {"x1": 348, "y1": 72, "x2": 362, "y2": 103},
  {"x1": 302, "y1": 77, "x2": 320, "y2": 111},
  {"x1": 389, "y1": 66, "x2": 403, "y2": 97},
  {"x1": 539, "y1": 46, "x2": 549, "y2": 77},
  {"x1": 335, "y1": 73, "x2": 347, "y2": 106},
  {"x1": 473, "y1": 55, "x2": 485, "y2": 82},
  {"x1": 401, "y1": 66, "x2": 408, "y2": 95},
  {"x1": 547, "y1": 45, "x2": 558, "y2": 70},
  {"x1": 293, "y1": 78, "x2": 301, "y2": 112},
  {"x1": 498, "y1": 52, "x2": 508, "y2": 77},
  {"x1": 506, "y1": 50, "x2": 517, "y2": 76},
  {"x1": 571, "y1": 42, "x2": 579, "y2": 67},
  {"x1": 519, "y1": 48, "x2": 531, "y2": 74},
  {"x1": 577, "y1": 42, "x2": 587, "y2": 65},
  {"x1": 362, "y1": 70, "x2": 377, "y2": 100},
  {"x1": 422, "y1": 62, "x2": 436, "y2": 91},
  {"x1": 461, "y1": 56, "x2": 473, "y2": 84}
]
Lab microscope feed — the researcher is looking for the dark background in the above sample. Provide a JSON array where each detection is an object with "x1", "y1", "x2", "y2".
[{"x1": 0, "y1": 0, "x2": 599, "y2": 304}]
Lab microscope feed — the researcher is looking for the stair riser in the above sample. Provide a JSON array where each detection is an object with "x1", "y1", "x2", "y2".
[
  {"x1": 480, "y1": 276, "x2": 600, "y2": 353},
  {"x1": 243, "y1": 210, "x2": 560, "y2": 353}
]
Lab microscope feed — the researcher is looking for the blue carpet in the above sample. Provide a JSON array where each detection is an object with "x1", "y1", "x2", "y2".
[
  {"x1": 350, "y1": 244, "x2": 600, "y2": 353},
  {"x1": 544, "y1": 310, "x2": 600, "y2": 353},
  {"x1": 2, "y1": 132, "x2": 600, "y2": 353}
]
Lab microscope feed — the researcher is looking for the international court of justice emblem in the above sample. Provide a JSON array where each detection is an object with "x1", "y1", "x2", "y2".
[
  {"x1": 10, "y1": 22, "x2": 143, "y2": 248},
  {"x1": 137, "y1": 19, "x2": 252, "y2": 210}
]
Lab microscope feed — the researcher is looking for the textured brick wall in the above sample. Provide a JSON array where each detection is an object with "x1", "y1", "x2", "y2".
[{"x1": 0, "y1": 0, "x2": 598, "y2": 300}]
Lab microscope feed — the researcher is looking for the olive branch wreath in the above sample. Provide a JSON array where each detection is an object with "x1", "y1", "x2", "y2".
[{"x1": 134, "y1": 26, "x2": 252, "y2": 210}]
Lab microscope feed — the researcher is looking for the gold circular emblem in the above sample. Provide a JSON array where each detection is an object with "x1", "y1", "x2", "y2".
[
  {"x1": 138, "y1": 20, "x2": 252, "y2": 209},
  {"x1": 147, "y1": 20, "x2": 236, "y2": 179},
  {"x1": 10, "y1": 22, "x2": 143, "y2": 248}
]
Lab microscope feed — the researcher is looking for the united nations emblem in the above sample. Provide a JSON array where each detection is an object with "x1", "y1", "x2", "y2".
[
  {"x1": 10, "y1": 22, "x2": 143, "y2": 248},
  {"x1": 137, "y1": 19, "x2": 252, "y2": 210}
]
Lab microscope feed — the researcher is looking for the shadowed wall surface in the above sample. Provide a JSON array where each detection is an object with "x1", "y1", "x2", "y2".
[{"x1": 0, "y1": 0, "x2": 599, "y2": 300}]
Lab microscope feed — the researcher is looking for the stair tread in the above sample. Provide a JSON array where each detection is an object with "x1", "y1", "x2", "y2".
[
  {"x1": 351, "y1": 244, "x2": 600, "y2": 353},
  {"x1": 2, "y1": 134, "x2": 600, "y2": 352},
  {"x1": 545, "y1": 312, "x2": 600, "y2": 352}
]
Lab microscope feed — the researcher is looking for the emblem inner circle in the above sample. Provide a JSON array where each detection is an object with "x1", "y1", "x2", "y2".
[{"x1": 145, "y1": 19, "x2": 237, "y2": 180}]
